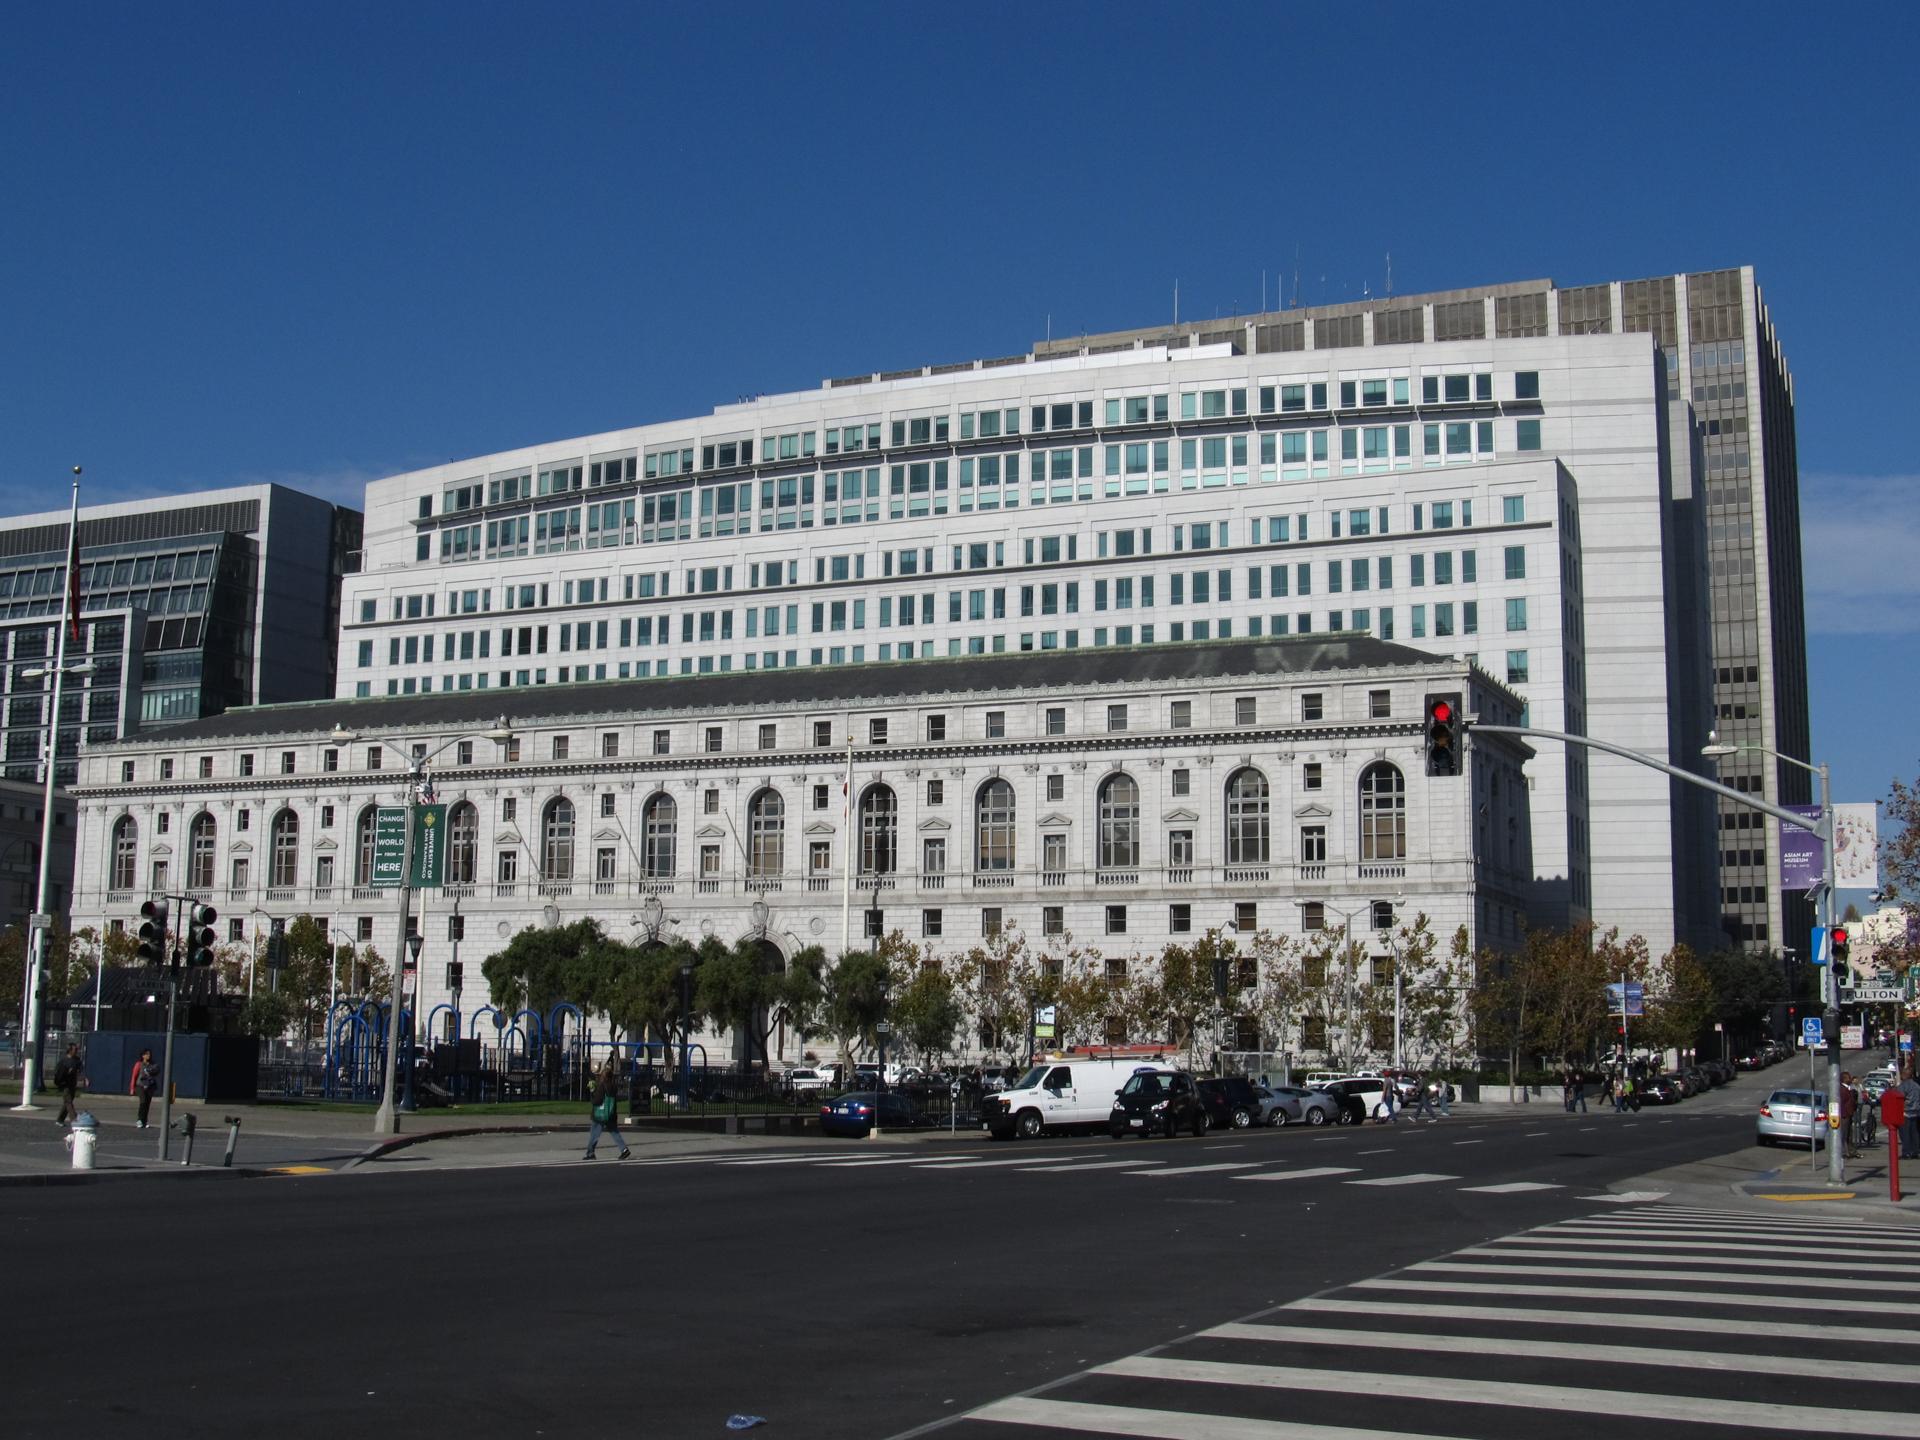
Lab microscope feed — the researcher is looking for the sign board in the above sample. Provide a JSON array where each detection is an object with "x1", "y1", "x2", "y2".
[
  {"x1": 1852, "y1": 987, "x2": 1904, "y2": 1003},
  {"x1": 409, "y1": 804, "x2": 448, "y2": 887},
  {"x1": 1810, "y1": 926, "x2": 1831, "y2": 968},
  {"x1": 371, "y1": 807, "x2": 407, "y2": 886},
  {"x1": 1780, "y1": 804, "x2": 1824, "y2": 891},
  {"x1": 1802, "y1": 1016, "x2": 1825, "y2": 1045},
  {"x1": 1903, "y1": 1035, "x2": 1915, "y2": 1053},
  {"x1": 1833, "y1": 802, "x2": 1881, "y2": 890},
  {"x1": 1842, "y1": 1025, "x2": 1866, "y2": 1049},
  {"x1": 1605, "y1": 982, "x2": 1646, "y2": 1017}
]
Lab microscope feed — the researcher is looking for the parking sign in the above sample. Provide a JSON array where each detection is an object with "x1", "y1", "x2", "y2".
[{"x1": 1801, "y1": 1016, "x2": 1824, "y2": 1045}]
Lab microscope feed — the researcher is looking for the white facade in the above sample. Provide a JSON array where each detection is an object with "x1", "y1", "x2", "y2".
[
  {"x1": 67, "y1": 640, "x2": 1532, "y2": 1067},
  {"x1": 340, "y1": 323, "x2": 1708, "y2": 951}
]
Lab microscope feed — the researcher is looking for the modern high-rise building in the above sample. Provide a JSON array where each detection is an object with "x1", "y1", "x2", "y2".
[
  {"x1": 0, "y1": 484, "x2": 362, "y2": 783},
  {"x1": 330, "y1": 266, "x2": 1789, "y2": 954}
]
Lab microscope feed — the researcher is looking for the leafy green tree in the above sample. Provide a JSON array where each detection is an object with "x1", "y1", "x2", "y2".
[
  {"x1": 822, "y1": 948, "x2": 892, "y2": 1069},
  {"x1": 958, "y1": 922, "x2": 1041, "y2": 1064},
  {"x1": 1642, "y1": 943, "x2": 1716, "y2": 1059},
  {"x1": 1142, "y1": 929, "x2": 1239, "y2": 1067},
  {"x1": 889, "y1": 955, "x2": 964, "y2": 1068}
]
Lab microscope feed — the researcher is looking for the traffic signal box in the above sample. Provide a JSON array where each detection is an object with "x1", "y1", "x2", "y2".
[
  {"x1": 1424, "y1": 693, "x2": 1463, "y2": 777},
  {"x1": 187, "y1": 903, "x2": 218, "y2": 966},
  {"x1": 137, "y1": 899, "x2": 170, "y2": 965}
]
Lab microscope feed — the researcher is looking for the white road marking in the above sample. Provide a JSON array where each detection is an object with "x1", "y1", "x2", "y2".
[
  {"x1": 1355, "y1": 1276, "x2": 1886, "y2": 1311},
  {"x1": 1458, "y1": 1182, "x2": 1562, "y2": 1194},
  {"x1": 1133, "y1": 1162, "x2": 1262, "y2": 1177},
  {"x1": 1589, "y1": 1190, "x2": 1669, "y2": 1202},
  {"x1": 1094, "y1": 1354, "x2": 1920, "y2": 1436},
  {"x1": 1347, "y1": 1172, "x2": 1458, "y2": 1187},
  {"x1": 1461, "y1": 1245, "x2": 1920, "y2": 1275},
  {"x1": 1410, "y1": 1260, "x2": 1876, "y2": 1292},
  {"x1": 1233, "y1": 1166, "x2": 1360, "y2": 1182},
  {"x1": 1290, "y1": 1296, "x2": 1920, "y2": 1348},
  {"x1": 1451, "y1": 1139, "x2": 1483, "y2": 1146},
  {"x1": 965, "y1": 1397, "x2": 1452, "y2": 1439},
  {"x1": 1201, "y1": 1321, "x2": 1920, "y2": 1384},
  {"x1": 1020, "y1": 1159, "x2": 1165, "y2": 1173},
  {"x1": 1493, "y1": 1232, "x2": 1917, "y2": 1257}
]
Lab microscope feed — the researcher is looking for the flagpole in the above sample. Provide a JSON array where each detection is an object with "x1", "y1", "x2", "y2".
[{"x1": 16, "y1": 468, "x2": 81, "y2": 1111}]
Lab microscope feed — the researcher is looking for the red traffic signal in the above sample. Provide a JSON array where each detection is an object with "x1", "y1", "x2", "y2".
[{"x1": 1424, "y1": 693, "x2": 1462, "y2": 777}]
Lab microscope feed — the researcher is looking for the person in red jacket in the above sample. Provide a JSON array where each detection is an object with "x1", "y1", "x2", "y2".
[{"x1": 129, "y1": 1048, "x2": 160, "y2": 1129}]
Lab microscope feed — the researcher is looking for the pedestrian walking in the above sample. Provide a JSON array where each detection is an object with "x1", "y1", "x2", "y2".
[
  {"x1": 1571, "y1": 1071, "x2": 1589, "y2": 1113},
  {"x1": 130, "y1": 1047, "x2": 160, "y2": 1128},
  {"x1": 52, "y1": 1043, "x2": 84, "y2": 1125},
  {"x1": 583, "y1": 1056, "x2": 630, "y2": 1161},
  {"x1": 1411, "y1": 1073, "x2": 1440, "y2": 1121},
  {"x1": 1897, "y1": 1066, "x2": 1920, "y2": 1160},
  {"x1": 1378, "y1": 1082, "x2": 1399, "y2": 1124},
  {"x1": 1839, "y1": 1073, "x2": 1860, "y2": 1158}
]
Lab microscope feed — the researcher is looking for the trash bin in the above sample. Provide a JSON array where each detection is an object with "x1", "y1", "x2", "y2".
[{"x1": 68, "y1": 1112, "x2": 98, "y2": 1170}]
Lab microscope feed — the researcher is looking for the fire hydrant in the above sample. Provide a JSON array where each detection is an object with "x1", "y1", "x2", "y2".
[{"x1": 66, "y1": 1112, "x2": 98, "y2": 1170}]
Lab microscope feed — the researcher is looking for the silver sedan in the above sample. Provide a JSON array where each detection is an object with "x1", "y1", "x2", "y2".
[
  {"x1": 1262, "y1": 1083, "x2": 1341, "y2": 1127},
  {"x1": 1757, "y1": 1089, "x2": 1828, "y2": 1148}
]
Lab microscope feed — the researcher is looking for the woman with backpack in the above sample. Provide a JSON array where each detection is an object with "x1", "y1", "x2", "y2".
[
  {"x1": 583, "y1": 1055, "x2": 631, "y2": 1161},
  {"x1": 130, "y1": 1048, "x2": 160, "y2": 1128}
]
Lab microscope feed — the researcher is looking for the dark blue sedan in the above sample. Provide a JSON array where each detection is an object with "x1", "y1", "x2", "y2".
[{"x1": 819, "y1": 1091, "x2": 920, "y2": 1138}]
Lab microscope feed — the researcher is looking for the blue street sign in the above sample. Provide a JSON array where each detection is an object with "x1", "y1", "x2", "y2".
[
  {"x1": 1903, "y1": 1036, "x2": 1914, "y2": 1053},
  {"x1": 1801, "y1": 1016, "x2": 1824, "y2": 1045},
  {"x1": 1810, "y1": 926, "x2": 1831, "y2": 967}
]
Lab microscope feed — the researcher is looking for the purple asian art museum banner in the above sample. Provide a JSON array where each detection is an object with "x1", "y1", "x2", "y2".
[{"x1": 1779, "y1": 804, "x2": 1824, "y2": 890}]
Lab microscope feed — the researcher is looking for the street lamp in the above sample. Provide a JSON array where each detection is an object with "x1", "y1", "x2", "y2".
[
  {"x1": 1293, "y1": 896, "x2": 1404, "y2": 1070},
  {"x1": 329, "y1": 716, "x2": 514, "y2": 1135},
  {"x1": 402, "y1": 932, "x2": 424, "y2": 1112},
  {"x1": 1702, "y1": 730, "x2": 1842, "y2": 1184},
  {"x1": 677, "y1": 959, "x2": 694, "y2": 1105}
]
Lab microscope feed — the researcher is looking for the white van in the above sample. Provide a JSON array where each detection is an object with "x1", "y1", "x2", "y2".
[{"x1": 984, "y1": 1058, "x2": 1177, "y2": 1139}]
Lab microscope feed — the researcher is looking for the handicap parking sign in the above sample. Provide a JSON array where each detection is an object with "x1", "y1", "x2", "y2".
[
  {"x1": 1903, "y1": 1035, "x2": 1914, "y2": 1052},
  {"x1": 1801, "y1": 1016, "x2": 1824, "y2": 1045}
]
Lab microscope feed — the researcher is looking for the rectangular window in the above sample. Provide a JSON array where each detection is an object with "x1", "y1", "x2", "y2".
[
  {"x1": 1234, "y1": 696, "x2": 1255, "y2": 726},
  {"x1": 1303, "y1": 762, "x2": 1322, "y2": 791},
  {"x1": 1301, "y1": 692, "x2": 1323, "y2": 722},
  {"x1": 652, "y1": 728, "x2": 671, "y2": 755},
  {"x1": 1514, "y1": 371, "x2": 1540, "y2": 400},
  {"x1": 1169, "y1": 699, "x2": 1191, "y2": 729},
  {"x1": 1368, "y1": 689, "x2": 1391, "y2": 719},
  {"x1": 1502, "y1": 495, "x2": 1525, "y2": 523},
  {"x1": 1106, "y1": 703, "x2": 1127, "y2": 732},
  {"x1": 1046, "y1": 774, "x2": 1065, "y2": 802},
  {"x1": 922, "y1": 909, "x2": 943, "y2": 938},
  {"x1": 1046, "y1": 706, "x2": 1067, "y2": 736},
  {"x1": 813, "y1": 720, "x2": 832, "y2": 747},
  {"x1": 1506, "y1": 598, "x2": 1529, "y2": 632},
  {"x1": 869, "y1": 718, "x2": 888, "y2": 746},
  {"x1": 1169, "y1": 903, "x2": 1192, "y2": 934},
  {"x1": 985, "y1": 711, "x2": 1005, "y2": 739},
  {"x1": 926, "y1": 714, "x2": 947, "y2": 742},
  {"x1": 982, "y1": 907, "x2": 1003, "y2": 939},
  {"x1": 1516, "y1": 418, "x2": 1541, "y2": 451},
  {"x1": 1105, "y1": 905, "x2": 1127, "y2": 936}
]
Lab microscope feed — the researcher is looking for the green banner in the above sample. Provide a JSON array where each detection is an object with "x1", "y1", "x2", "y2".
[
  {"x1": 372, "y1": 807, "x2": 407, "y2": 886},
  {"x1": 410, "y1": 803, "x2": 448, "y2": 888}
]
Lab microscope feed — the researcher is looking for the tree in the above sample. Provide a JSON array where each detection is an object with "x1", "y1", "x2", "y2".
[
  {"x1": 958, "y1": 923, "x2": 1041, "y2": 1064},
  {"x1": 889, "y1": 954, "x2": 964, "y2": 1069},
  {"x1": 1642, "y1": 943, "x2": 1716, "y2": 1060},
  {"x1": 1878, "y1": 771, "x2": 1920, "y2": 977},
  {"x1": 1141, "y1": 930, "x2": 1238, "y2": 1067},
  {"x1": 821, "y1": 948, "x2": 892, "y2": 1068},
  {"x1": 1385, "y1": 918, "x2": 1473, "y2": 1072}
]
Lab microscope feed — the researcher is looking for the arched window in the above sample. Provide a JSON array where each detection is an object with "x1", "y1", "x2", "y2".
[
  {"x1": 1224, "y1": 767, "x2": 1270, "y2": 865},
  {"x1": 975, "y1": 778, "x2": 1016, "y2": 872},
  {"x1": 269, "y1": 809, "x2": 299, "y2": 888},
  {"x1": 858, "y1": 784, "x2": 897, "y2": 874},
  {"x1": 747, "y1": 789, "x2": 785, "y2": 876},
  {"x1": 447, "y1": 802, "x2": 478, "y2": 885},
  {"x1": 1358, "y1": 762, "x2": 1406, "y2": 861},
  {"x1": 187, "y1": 812, "x2": 216, "y2": 889},
  {"x1": 1097, "y1": 773, "x2": 1139, "y2": 869},
  {"x1": 642, "y1": 793, "x2": 677, "y2": 877},
  {"x1": 355, "y1": 807, "x2": 378, "y2": 885},
  {"x1": 541, "y1": 797, "x2": 575, "y2": 880},
  {"x1": 110, "y1": 815, "x2": 137, "y2": 892}
]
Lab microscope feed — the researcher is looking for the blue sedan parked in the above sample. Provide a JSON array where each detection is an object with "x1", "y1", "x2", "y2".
[{"x1": 819, "y1": 1091, "x2": 921, "y2": 1138}]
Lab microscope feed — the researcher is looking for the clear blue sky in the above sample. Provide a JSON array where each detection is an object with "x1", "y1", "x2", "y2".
[{"x1": 2, "y1": 3, "x2": 1913, "y2": 839}]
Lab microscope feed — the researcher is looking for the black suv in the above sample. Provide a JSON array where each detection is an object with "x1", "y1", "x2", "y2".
[
  {"x1": 1108, "y1": 1068, "x2": 1204, "y2": 1138},
  {"x1": 1196, "y1": 1076, "x2": 1262, "y2": 1129}
]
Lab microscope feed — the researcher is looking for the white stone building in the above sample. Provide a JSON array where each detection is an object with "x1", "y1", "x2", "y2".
[{"x1": 66, "y1": 636, "x2": 1532, "y2": 1068}]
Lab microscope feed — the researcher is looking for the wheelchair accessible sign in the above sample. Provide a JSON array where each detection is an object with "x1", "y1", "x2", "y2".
[{"x1": 1801, "y1": 1016, "x2": 1824, "y2": 1045}]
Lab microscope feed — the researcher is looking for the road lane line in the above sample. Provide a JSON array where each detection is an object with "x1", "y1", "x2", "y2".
[
  {"x1": 1588, "y1": 1190, "x2": 1669, "y2": 1202},
  {"x1": 1020, "y1": 1159, "x2": 1165, "y2": 1173},
  {"x1": 1347, "y1": 1172, "x2": 1457, "y2": 1186},
  {"x1": 1133, "y1": 1162, "x2": 1261, "y2": 1177},
  {"x1": 1409, "y1": 1260, "x2": 1876, "y2": 1291},
  {"x1": 1354, "y1": 1277, "x2": 1882, "y2": 1310},
  {"x1": 912, "y1": 1156, "x2": 1067, "y2": 1168},
  {"x1": 1461, "y1": 1245, "x2": 1920, "y2": 1274},
  {"x1": 1093, "y1": 1355, "x2": 1920, "y2": 1435},
  {"x1": 1233, "y1": 1166, "x2": 1359, "y2": 1182},
  {"x1": 1492, "y1": 1233, "x2": 1918, "y2": 1257},
  {"x1": 1198, "y1": 1322, "x2": 1920, "y2": 1383},
  {"x1": 1459, "y1": 1182, "x2": 1562, "y2": 1194}
]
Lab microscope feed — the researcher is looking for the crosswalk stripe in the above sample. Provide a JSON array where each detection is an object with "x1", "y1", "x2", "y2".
[
  {"x1": 1576, "y1": 1217, "x2": 1920, "y2": 1242},
  {"x1": 814, "y1": 1156, "x2": 946, "y2": 1167},
  {"x1": 1020, "y1": 1159, "x2": 1165, "y2": 1173},
  {"x1": 1133, "y1": 1162, "x2": 1262, "y2": 1178},
  {"x1": 717, "y1": 1155, "x2": 855, "y2": 1166},
  {"x1": 1198, "y1": 1321, "x2": 1920, "y2": 1383},
  {"x1": 1347, "y1": 1172, "x2": 1457, "y2": 1187},
  {"x1": 1489, "y1": 1233, "x2": 1913, "y2": 1258},
  {"x1": 1289, "y1": 1296, "x2": 1920, "y2": 1348},
  {"x1": 1458, "y1": 1182, "x2": 1561, "y2": 1194},
  {"x1": 1408, "y1": 1261, "x2": 1873, "y2": 1293},
  {"x1": 1093, "y1": 1354, "x2": 1920, "y2": 1436},
  {"x1": 965, "y1": 1396, "x2": 1459, "y2": 1439},
  {"x1": 1233, "y1": 1166, "x2": 1360, "y2": 1183},
  {"x1": 1461, "y1": 1245, "x2": 1920, "y2": 1274},
  {"x1": 912, "y1": 1156, "x2": 1055, "y2": 1169},
  {"x1": 1619, "y1": 1204, "x2": 1908, "y2": 1231},
  {"x1": 1354, "y1": 1276, "x2": 1875, "y2": 1311},
  {"x1": 1588, "y1": 1190, "x2": 1669, "y2": 1202}
]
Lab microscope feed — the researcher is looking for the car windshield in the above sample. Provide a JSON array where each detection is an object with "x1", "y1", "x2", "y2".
[
  {"x1": 1009, "y1": 1065, "x2": 1051, "y2": 1090},
  {"x1": 1120, "y1": 1073, "x2": 1164, "y2": 1099}
]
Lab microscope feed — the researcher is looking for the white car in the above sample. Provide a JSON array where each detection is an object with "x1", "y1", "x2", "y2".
[
  {"x1": 984, "y1": 1058, "x2": 1176, "y2": 1139},
  {"x1": 782, "y1": 1067, "x2": 833, "y2": 1094}
]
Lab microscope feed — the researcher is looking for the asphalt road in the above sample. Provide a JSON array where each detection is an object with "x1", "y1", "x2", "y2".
[{"x1": 0, "y1": 1079, "x2": 1787, "y2": 1440}]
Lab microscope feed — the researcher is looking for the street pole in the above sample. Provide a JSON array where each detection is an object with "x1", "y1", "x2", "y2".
[
  {"x1": 1820, "y1": 762, "x2": 1844, "y2": 1185},
  {"x1": 1392, "y1": 932, "x2": 1403, "y2": 1072},
  {"x1": 373, "y1": 763, "x2": 420, "y2": 1136},
  {"x1": 14, "y1": 471, "x2": 80, "y2": 1112}
]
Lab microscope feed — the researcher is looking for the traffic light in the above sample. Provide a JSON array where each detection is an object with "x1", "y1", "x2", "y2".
[
  {"x1": 187, "y1": 902, "x2": 218, "y2": 967},
  {"x1": 1424, "y1": 693, "x2": 1462, "y2": 777},
  {"x1": 1832, "y1": 927, "x2": 1851, "y2": 970},
  {"x1": 137, "y1": 899, "x2": 169, "y2": 966}
]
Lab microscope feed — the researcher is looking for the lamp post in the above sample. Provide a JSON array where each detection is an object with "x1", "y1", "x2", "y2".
[
  {"x1": 677, "y1": 959, "x2": 694, "y2": 1105},
  {"x1": 1293, "y1": 896, "x2": 1401, "y2": 1071},
  {"x1": 1702, "y1": 731, "x2": 1842, "y2": 1184},
  {"x1": 329, "y1": 716, "x2": 514, "y2": 1136},
  {"x1": 402, "y1": 931, "x2": 424, "y2": 1112}
]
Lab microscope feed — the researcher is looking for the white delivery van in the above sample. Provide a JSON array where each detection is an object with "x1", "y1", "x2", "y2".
[{"x1": 984, "y1": 1057, "x2": 1177, "y2": 1139}]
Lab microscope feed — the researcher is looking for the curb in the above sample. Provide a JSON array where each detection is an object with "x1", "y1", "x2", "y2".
[
  {"x1": 0, "y1": 1164, "x2": 276, "y2": 1189},
  {"x1": 344, "y1": 1123, "x2": 573, "y2": 1169}
]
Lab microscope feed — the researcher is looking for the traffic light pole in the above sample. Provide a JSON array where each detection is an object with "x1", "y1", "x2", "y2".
[
  {"x1": 157, "y1": 966, "x2": 178, "y2": 1161},
  {"x1": 1469, "y1": 720, "x2": 1842, "y2": 1180}
]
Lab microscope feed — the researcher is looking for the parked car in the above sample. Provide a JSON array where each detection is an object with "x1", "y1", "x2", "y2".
[
  {"x1": 1195, "y1": 1076, "x2": 1264, "y2": 1130},
  {"x1": 781, "y1": 1067, "x2": 834, "y2": 1095},
  {"x1": 1262, "y1": 1083, "x2": 1340, "y2": 1127},
  {"x1": 1734, "y1": 1051, "x2": 1769, "y2": 1071},
  {"x1": 819, "y1": 1091, "x2": 922, "y2": 1138},
  {"x1": 1864, "y1": 1066, "x2": 1898, "y2": 1103},
  {"x1": 1109, "y1": 1067, "x2": 1205, "y2": 1138},
  {"x1": 977, "y1": 1065, "x2": 1017, "y2": 1093},
  {"x1": 1314, "y1": 1076, "x2": 1396, "y2": 1124},
  {"x1": 983, "y1": 1057, "x2": 1172, "y2": 1139},
  {"x1": 1757, "y1": 1089, "x2": 1827, "y2": 1148},
  {"x1": 1639, "y1": 1074, "x2": 1685, "y2": 1105}
]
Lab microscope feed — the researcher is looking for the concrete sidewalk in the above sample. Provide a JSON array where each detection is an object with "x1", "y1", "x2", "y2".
[{"x1": 1619, "y1": 1139, "x2": 1920, "y2": 1223}]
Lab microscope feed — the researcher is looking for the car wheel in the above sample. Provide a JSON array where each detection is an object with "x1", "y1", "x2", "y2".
[
  {"x1": 1016, "y1": 1109, "x2": 1043, "y2": 1140},
  {"x1": 1271, "y1": 1109, "x2": 1290, "y2": 1127},
  {"x1": 1335, "y1": 1107, "x2": 1357, "y2": 1126},
  {"x1": 1109, "y1": 1123, "x2": 1126, "y2": 1140},
  {"x1": 1231, "y1": 1106, "x2": 1253, "y2": 1129},
  {"x1": 1303, "y1": 1107, "x2": 1327, "y2": 1127},
  {"x1": 1194, "y1": 1109, "x2": 1212, "y2": 1136}
]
